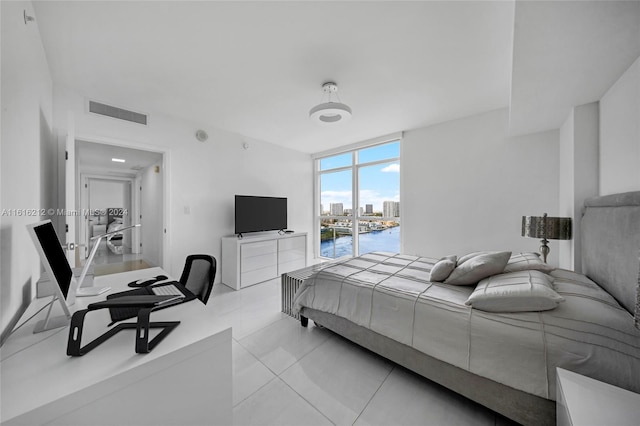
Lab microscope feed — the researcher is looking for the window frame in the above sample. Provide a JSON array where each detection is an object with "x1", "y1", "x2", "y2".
[{"x1": 314, "y1": 137, "x2": 401, "y2": 259}]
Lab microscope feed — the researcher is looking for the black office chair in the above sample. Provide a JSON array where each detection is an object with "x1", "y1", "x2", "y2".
[{"x1": 179, "y1": 254, "x2": 217, "y2": 305}]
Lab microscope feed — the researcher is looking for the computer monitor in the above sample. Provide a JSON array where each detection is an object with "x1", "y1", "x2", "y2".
[
  {"x1": 27, "y1": 220, "x2": 141, "y2": 333},
  {"x1": 26, "y1": 220, "x2": 75, "y2": 333}
]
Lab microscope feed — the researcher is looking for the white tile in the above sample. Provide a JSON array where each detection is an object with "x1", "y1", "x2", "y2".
[
  {"x1": 238, "y1": 316, "x2": 331, "y2": 374},
  {"x1": 206, "y1": 279, "x2": 287, "y2": 339},
  {"x1": 233, "y1": 378, "x2": 333, "y2": 426},
  {"x1": 228, "y1": 304, "x2": 287, "y2": 340},
  {"x1": 232, "y1": 340, "x2": 276, "y2": 406},
  {"x1": 210, "y1": 278, "x2": 281, "y2": 316},
  {"x1": 280, "y1": 336, "x2": 393, "y2": 426},
  {"x1": 354, "y1": 367, "x2": 495, "y2": 426}
]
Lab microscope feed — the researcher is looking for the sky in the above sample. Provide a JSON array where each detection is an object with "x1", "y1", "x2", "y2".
[{"x1": 320, "y1": 141, "x2": 400, "y2": 213}]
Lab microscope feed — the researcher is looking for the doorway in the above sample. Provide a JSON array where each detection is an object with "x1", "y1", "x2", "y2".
[
  {"x1": 75, "y1": 139, "x2": 164, "y2": 274},
  {"x1": 81, "y1": 176, "x2": 136, "y2": 266}
]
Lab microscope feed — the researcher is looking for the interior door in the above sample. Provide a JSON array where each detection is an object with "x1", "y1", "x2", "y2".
[{"x1": 65, "y1": 112, "x2": 77, "y2": 266}]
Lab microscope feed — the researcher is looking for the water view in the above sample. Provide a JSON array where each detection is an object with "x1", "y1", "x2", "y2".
[{"x1": 320, "y1": 225, "x2": 400, "y2": 258}]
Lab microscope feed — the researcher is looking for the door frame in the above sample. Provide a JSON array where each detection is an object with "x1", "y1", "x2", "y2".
[
  {"x1": 71, "y1": 134, "x2": 171, "y2": 270},
  {"x1": 79, "y1": 174, "x2": 138, "y2": 260}
]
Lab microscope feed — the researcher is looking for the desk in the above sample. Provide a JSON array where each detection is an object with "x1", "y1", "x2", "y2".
[{"x1": 0, "y1": 268, "x2": 232, "y2": 425}]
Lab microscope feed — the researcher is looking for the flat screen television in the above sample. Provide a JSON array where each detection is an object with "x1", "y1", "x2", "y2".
[{"x1": 235, "y1": 195, "x2": 287, "y2": 235}]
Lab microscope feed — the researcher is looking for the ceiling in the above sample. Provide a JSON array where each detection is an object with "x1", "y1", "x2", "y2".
[
  {"x1": 510, "y1": 1, "x2": 640, "y2": 135},
  {"x1": 32, "y1": 1, "x2": 640, "y2": 154},
  {"x1": 77, "y1": 140, "x2": 162, "y2": 177}
]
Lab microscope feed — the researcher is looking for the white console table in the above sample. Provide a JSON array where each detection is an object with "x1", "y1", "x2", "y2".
[
  {"x1": 0, "y1": 268, "x2": 232, "y2": 425},
  {"x1": 221, "y1": 232, "x2": 307, "y2": 290},
  {"x1": 556, "y1": 368, "x2": 640, "y2": 426}
]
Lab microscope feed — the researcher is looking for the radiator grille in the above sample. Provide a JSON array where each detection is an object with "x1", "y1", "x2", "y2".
[
  {"x1": 281, "y1": 263, "x2": 332, "y2": 319},
  {"x1": 281, "y1": 273, "x2": 304, "y2": 319},
  {"x1": 89, "y1": 101, "x2": 148, "y2": 125}
]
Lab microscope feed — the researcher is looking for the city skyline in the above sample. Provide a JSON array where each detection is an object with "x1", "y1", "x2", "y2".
[
  {"x1": 323, "y1": 201, "x2": 401, "y2": 217},
  {"x1": 320, "y1": 142, "x2": 400, "y2": 213}
]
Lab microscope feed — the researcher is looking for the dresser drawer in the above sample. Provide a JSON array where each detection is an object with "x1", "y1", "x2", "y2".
[
  {"x1": 278, "y1": 258, "x2": 307, "y2": 275},
  {"x1": 241, "y1": 240, "x2": 277, "y2": 260},
  {"x1": 241, "y1": 251, "x2": 278, "y2": 273},
  {"x1": 278, "y1": 236, "x2": 305, "y2": 251},
  {"x1": 241, "y1": 265, "x2": 278, "y2": 288}
]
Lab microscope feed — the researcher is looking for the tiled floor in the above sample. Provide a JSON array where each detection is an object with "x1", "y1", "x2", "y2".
[
  {"x1": 88, "y1": 240, "x2": 153, "y2": 275},
  {"x1": 94, "y1": 259, "x2": 152, "y2": 276},
  {"x1": 207, "y1": 278, "x2": 520, "y2": 426}
]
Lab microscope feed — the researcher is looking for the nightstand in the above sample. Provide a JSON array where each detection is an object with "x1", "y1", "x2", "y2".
[{"x1": 556, "y1": 368, "x2": 640, "y2": 425}]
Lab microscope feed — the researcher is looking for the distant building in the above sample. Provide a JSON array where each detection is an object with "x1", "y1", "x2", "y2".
[
  {"x1": 383, "y1": 201, "x2": 400, "y2": 218},
  {"x1": 358, "y1": 207, "x2": 364, "y2": 217},
  {"x1": 365, "y1": 204, "x2": 373, "y2": 214},
  {"x1": 330, "y1": 203, "x2": 344, "y2": 216}
]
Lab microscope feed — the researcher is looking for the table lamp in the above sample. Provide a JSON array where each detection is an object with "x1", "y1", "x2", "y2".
[
  {"x1": 76, "y1": 223, "x2": 141, "y2": 296},
  {"x1": 521, "y1": 213, "x2": 572, "y2": 263}
]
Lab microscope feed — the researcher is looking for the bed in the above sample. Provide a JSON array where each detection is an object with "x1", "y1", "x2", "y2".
[
  {"x1": 105, "y1": 207, "x2": 126, "y2": 254},
  {"x1": 293, "y1": 191, "x2": 640, "y2": 426}
]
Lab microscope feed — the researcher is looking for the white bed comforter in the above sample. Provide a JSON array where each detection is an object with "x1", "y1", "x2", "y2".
[{"x1": 293, "y1": 252, "x2": 640, "y2": 400}]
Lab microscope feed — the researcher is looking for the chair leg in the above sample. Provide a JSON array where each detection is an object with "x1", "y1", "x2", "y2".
[
  {"x1": 67, "y1": 308, "x2": 180, "y2": 356},
  {"x1": 133, "y1": 308, "x2": 180, "y2": 354}
]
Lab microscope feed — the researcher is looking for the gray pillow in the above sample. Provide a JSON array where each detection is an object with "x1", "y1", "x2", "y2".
[
  {"x1": 441, "y1": 254, "x2": 457, "y2": 263},
  {"x1": 445, "y1": 251, "x2": 511, "y2": 285},
  {"x1": 503, "y1": 252, "x2": 554, "y2": 273},
  {"x1": 465, "y1": 270, "x2": 564, "y2": 312},
  {"x1": 457, "y1": 251, "x2": 490, "y2": 266},
  {"x1": 430, "y1": 258, "x2": 456, "y2": 282}
]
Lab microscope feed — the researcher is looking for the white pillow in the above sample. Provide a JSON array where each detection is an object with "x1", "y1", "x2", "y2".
[
  {"x1": 430, "y1": 258, "x2": 456, "y2": 282},
  {"x1": 444, "y1": 251, "x2": 511, "y2": 285},
  {"x1": 465, "y1": 270, "x2": 564, "y2": 312},
  {"x1": 457, "y1": 251, "x2": 488, "y2": 266},
  {"x1": 441, "y1": 254, "x2": 457, "y2": 263},
  {"x1": 503, "y1": 252, "x2": 554, "y2": 273}
]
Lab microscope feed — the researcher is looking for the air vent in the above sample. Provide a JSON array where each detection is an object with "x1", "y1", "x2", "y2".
[{"x1": 88, "y1": 101, "x2": 148, "y2": 125}]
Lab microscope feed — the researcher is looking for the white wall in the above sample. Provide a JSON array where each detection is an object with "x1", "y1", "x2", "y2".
[
  {"x1": 89, "y1": 179, "x2": 129, "y2": 213},
  {"x1": 402, "y1": 109, "x2": 561, "y2": 264},
  {"x1": 140, "y1": 162, "x2": 163, "y2": 266},
  {"x1": 558, "y1": 103, "x2": 599, "y2": 272},
  {"x1": 1, "y1": 1, "x2": 55, "y2": 340},
  {"x1": 600, "y1": 56, "x2": 640, "y2": 195},
  {"x1": 52, "y1": 86, "x2": 314, "y2": 279}
]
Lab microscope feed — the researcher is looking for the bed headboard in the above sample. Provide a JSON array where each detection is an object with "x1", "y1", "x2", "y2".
[
  {"x1": 581, "y1": 191, "x2": 640, "y2": 316},
  {"x1": 107, "y1": 207, "x2": 124, "y2": 225}
]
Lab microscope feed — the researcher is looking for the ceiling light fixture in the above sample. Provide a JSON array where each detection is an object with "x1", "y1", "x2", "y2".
[
  {"x1": 309, "y1": 82, "x2": 352, "y2": 125},
  {"x1": 111, "y1": 158, "x2": 126, "y2": 163}
]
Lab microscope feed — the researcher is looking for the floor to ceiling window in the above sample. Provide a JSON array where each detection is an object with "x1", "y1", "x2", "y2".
[{"x1": 316, "y1": 140, "x2": 401, "y2": 259}]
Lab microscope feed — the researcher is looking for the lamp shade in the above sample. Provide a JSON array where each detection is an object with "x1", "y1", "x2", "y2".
[
  {"x1": 309, "y1": 82, "x2": 352, "y2": 125},
  {"x1": 309, "y1": 102, "x2": 352, "y2": 124},
  {"x1": 521, "y1": 214, "x2": 572, "y2": 240}
]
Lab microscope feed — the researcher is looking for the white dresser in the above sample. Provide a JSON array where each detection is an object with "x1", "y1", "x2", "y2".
[{"x1": 221, "y1": 232, "x2": 307, "y2": 290}]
